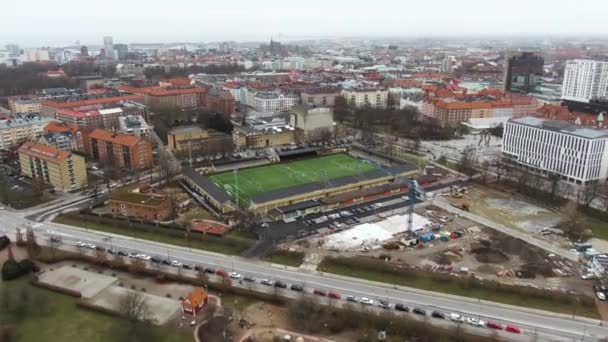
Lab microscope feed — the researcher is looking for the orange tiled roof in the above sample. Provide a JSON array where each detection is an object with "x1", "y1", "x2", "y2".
[
  {"x1": 42, "y1": 94, "x2": 143, "y2": 109},
  {"x1": 18, "y1": 142, "x2": 71, "y2": 162},
  {"x1": 89, "y1": 128, "x2": 142, "y2": 147},
  {"x1": 185, "y1": 288, "x2": 208, "y2": 308},
  {"x1": 44, "y1": 121, "x2": 82, "y2": 134}
]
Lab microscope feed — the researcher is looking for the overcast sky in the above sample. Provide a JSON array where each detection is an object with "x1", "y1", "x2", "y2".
[{"x1": 2, "y1": 0, "x2": 606, "y2": 47}]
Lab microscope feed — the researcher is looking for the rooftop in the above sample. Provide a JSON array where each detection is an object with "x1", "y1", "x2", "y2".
[
  {"x1": 168, "y1": 125, "x2": 205, "y2": 135},
  {"x1": 89, "y1": 128, "x2": 144, "y2": 146},
  {"x1": 509, "y1": 116, "x2": 608, "y2": 139},
  {"x1": 0, "y1": 115, "x2": 54, "y2": 129},
  {"x1": 18, "y1": 141, "x2": 71, "y2": 162}
]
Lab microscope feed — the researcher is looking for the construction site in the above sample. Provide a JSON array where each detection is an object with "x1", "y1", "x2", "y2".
[{"x1": 281, "y1": 183, "x2": 591, "y2": 295}]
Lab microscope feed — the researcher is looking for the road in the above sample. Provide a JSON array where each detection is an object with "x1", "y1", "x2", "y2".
[{"x1": 0, "y1": 210, "x2": 606, "y2": 341}]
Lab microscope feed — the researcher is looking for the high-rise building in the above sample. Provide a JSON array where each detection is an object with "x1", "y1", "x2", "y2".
[
  {"x1": 561, "y1": 59, "x2": 608, "y2": 104},
  {"x1": 103, "y1": 36, "x2": 115, "y2": 59},
  {"x1": 503, "y1": 52, "x2": 544, "y2": 94},
  {"x1": 114, "y1": 44, "x2": 128, "y2": 60}
]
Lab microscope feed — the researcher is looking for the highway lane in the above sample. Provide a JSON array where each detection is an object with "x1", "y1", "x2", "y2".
[{"x1": 2, "y1": 212, "x2": 606, "y2": 341}]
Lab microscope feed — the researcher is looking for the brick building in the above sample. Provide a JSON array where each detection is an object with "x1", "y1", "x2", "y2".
[
  {"x1": 204, "y1": 87, "x2": 235, "y2": 116},
  {"x1": 88, "y1": 128, "x2": 153, "y2": 170},
  {"x1": 121, "y1": 85, "x2": 209, "y2": 109}
]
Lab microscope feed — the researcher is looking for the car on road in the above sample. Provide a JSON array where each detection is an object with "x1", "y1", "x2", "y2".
[
  {"x1": 505, "y1": 324, "x2": 521, "y2": 334},
  {"x1": 216, "y1": 269, "x2": 228, "y2": 278},
  {"x1": 243, "y1": 276, "x2": 256, "y2": 283},
  {"x1": 486, "y1": 321, "x2": 503, "y2": 330},
  {"x1": 193, "y1": 265, "x2": 202, "y2": 271},
  {"x1": 204, "y1": 267, "x2": 216, "y2": 274},
  {"x1": 50, "y1": 236, "x2": 61, "y2": 243},
  {"x1": 150, "y1": 257, "x2": 161, "y2": 263},
  {"x1": 431, "y1": 311, "x2": 446, "y2": 319},
  {"x1": 401, "y1": 196, "x2": 410, "y2": 201},
  {"x1": 274, "y1": 281, "x2": 287, "y2": 289},
  {"x1": 107, "y1": 249, "x2": 118, "y2": 255},
  {"x1": 75, "y1": 241, "x2": 86, "y2": 248},
  {"x1": 413, "y1": 308, "x2": 426, "y2": 316},
  {"x1": 328, "y1": 292, "x2": 341, "y2": 299},
  {"x1": 290, "y1": 284, "x2": 303, "y2": 292},
  {"x1": 466, "y1": 317, "x2": 485, "y2": 327},
  {"x1": 118, "y1": 251, "x2": 128, "y2": 257},
  {"x1": 359, "y1": 297, "x2": 374, "y2": 305},
  {"x1": 85, "y1": 243, "x2": 96, "y2": 249},
  {"x1": 182, "y1": 264, "x2": 193, "y2": 270},
  {"x1": 161, "y1": 259, "x2": 171, "y2": 265},
  {"x1": 171, "y1": 260, "x2": 183, "y2": 267},
  {"x1": 229, "y1": 272, "x2": 241, "y2": 279},
  {"x1": 596, "y1": 291, "x2": 606, "y2": 301},
  {"x1": 450, "y1": 313, "x2": 465, "y2": 322},
  {"x1": 377, "y1": 300, "x2": 391, "y2": 309},
  {"x1": 127, "y1": 252, "x2": 138, "y2": 258},
  {"x1": 346, "y1": 295, "x2": 358, "y2": 303},
  {"x1": 136, "y1": 254, "x2": 151, "y2": 261},
  {"x1": 394, "y1": 303, "x2": 409, "y2": 312},
  {"x1": 313, "y1": 289, "x2": 327, "y2": 296},
  {"x1": 581, "y1": 273, "x2": 596, "y2": 280},
  {"x1": 260, "y1": 279, "x2": 274, "y2": 286}
]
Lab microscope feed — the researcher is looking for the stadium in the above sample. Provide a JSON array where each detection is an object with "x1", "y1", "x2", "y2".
[{"x1": 182, "y1": 152, "x2": 418, "y2": 220}]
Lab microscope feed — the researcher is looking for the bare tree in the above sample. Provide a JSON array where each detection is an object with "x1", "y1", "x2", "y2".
[
  {"x1": 578, "y1": 183, "x2": 599, "y2": 208},
  {"x1": 158, "y1": 151, "x2": 177, "y2": 185},
  {"x1": 548, "y1": 172, "x2": 561, "y2": 201},
  {"x1": 561, "y1": 201, "x2": 585, "y2": 239},
  {"x1": 119, "y1": 290, "x2": 152, "y2": 324},
  {"x1": 479, "y1": 160, "x2": 491, "y2": 184}
]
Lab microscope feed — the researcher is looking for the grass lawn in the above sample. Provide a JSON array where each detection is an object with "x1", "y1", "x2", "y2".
[
  {"x1": 0, "y1": 277, "x2": 192, "y2": 342},
  {"x1": 318, "y1": 258, "x2": 599, "y2": 319},
  {"x1": 584, "y1": 215, "x2": 608, "y2": 240},
  {"x1": 209, "y1": 153, "x2": 378, "y2": 206},
  {"x1": 263, "y1": 249, "x2": 305, "y2": 267},
  {"x1": 53, "y1": 214, "x2": 255, "y2": 255}
]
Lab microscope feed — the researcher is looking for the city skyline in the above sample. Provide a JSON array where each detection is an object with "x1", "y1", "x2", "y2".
[{"x1": 3, "y1": 0, "x2": 608, "y2": 46}]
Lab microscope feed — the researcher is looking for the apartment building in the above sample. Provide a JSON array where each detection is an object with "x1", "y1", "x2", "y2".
[
  {"x1": 121, "y1": 85, "x2": 208, "y2": 109},
  {"x1": 204, "y1": 87, "x2": 235, "y2": 116},
  {"x1": 41, "y1": 93, "x2": 144, "y2": 118},
  {"x1": 300, "y1": 87, "x2": 341, "y2": 107},
  {"x1": 88, "y1": 128, "x2": 153, "y2": 170},
  {"x1": 341, "y1": 88, "x2": 388, "y2": 108},
  {"x1": 43, "y1": 121, "x2": 86, "y2": 152},
  {"x1": 502, "y1": 116, "x2": 608, "y2": 185},
  {"x1": 0, "y1": 115, "x2": 55, "y2": 150},
  {"x1": 8, "y1": 97, "x2": 42, "y2": 114},
  {"x1": 118, "y1": 115, "x2": 151, "y2": 137},
  {"x1": 562, "y1": 59, "x2": 608, "y2": 104},
  {"x1": 253, "y1": 92, "x2": 299, "y2": 112},
  {"x1": 18, "y1": 142, "x2": 88, "y2": 192},
  {"x1": 289, "y1": 104, "x2": 334, "y2": 136}
]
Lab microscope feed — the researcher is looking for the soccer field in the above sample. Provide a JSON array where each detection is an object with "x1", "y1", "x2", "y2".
[{"x1": 209, "y1": 154, "x2": 378, "y2": 206}]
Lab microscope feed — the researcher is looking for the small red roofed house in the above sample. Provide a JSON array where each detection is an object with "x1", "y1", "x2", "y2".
[{"x1": 182, "y1": 287, "x2": 208, "y2": 316}]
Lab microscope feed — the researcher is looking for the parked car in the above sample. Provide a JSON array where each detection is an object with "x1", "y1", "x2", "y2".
[
  {"x1": 505, "y1": 324, "x2": 521, "y2": 334},
  {"x1": 193, "y1": 265, "x2": 202, "y2": 271},
  {"x1": 377, "y1": 300, "x2": 391, "y2": 309},
  {"x1": 204, "y1": 267, "x2": 216, "y2": 274},
  {"x1": 413, "y1": 308, "x2": 426, "y2": 316},
  {"x1": 359, "y1": 297, "x2": 374, "y2": 305},
  {"x1": 486, "y1": 321, "x2": 503, "y2": 330},
  {"x1": 243, "y1": 276, "x2": 256, "y2": 283},
  {"x1": 171, "y1": 260, "x2": 183, "y2": 267},
  {"x1": 581, "y1": 273, "x2": 597, "y2": 280},
  {"x1": 431, "y1": 311, "x2": 446, "y2": 319},
  {"x1": 182, "y1": 264, "x2": 193, "y2": 270},
  {"x1": 75, "y1": 241, "x2": 86, "y2": 248},
  {"x1": 118, "y1": 251, "x2": 128, "y2": 257},
  {"x1": 216, "y1": 269, "x2": 228, "y2": 278},
  {"x1": 150, "y1": 257, "x2": 161, "y2": 263},
  {"x1": 161, "y1": 259, "x2": 171, "y2": 265},
  {"x1": 260, "y1": 279, "x2": 274, "y2": 286},
  {"x1": 274, "y1": 281, "x2": 288, "y2": 289},
  {"x1": 394, "y1": 303, "x2": 409, "y2": 312},
  {"x1": 450, "y1": 313, "x2": 465, "y2": 322},
  {"x1": 466, "y1": 317, "x2": 485, "y2": 327},
  {"x1": 313, "y1": 289, "x2": 327, "y2": 296},
  {"x1": 346, "y1": 295, "x2": 359, "y2": 302},
  {"x1": 107, "y1": 249, "x2": 118, "y2": 255},
  {"x1": 290, "y1": 284, "x2": 303, "y2": 292},
  {"x1": 328, "y1": 292, "x2": 341, "y2": 299},
  {"x1": 229, "y1": 272, "x2": 241, "y2": 279}
]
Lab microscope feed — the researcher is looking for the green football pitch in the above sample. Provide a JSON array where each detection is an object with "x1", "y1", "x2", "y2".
[{"x1": 209, "y1": 154, "x2": 378, "y2": 206}]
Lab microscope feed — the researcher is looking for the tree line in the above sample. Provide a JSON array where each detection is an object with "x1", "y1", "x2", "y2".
[{"x1": 144, "y1": 63, "x2": 249, "y2": 79}]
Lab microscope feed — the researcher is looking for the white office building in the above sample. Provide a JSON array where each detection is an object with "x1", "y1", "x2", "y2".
[
  {"x1": 561, "y1": 59, "x2": 608, "y2": 103},
  {"x1": 502, "y1": 116, "x2": 608, "y2": 185},
  {"x1": 254, "y1": 92, "x2": 299, "y2": 112}
]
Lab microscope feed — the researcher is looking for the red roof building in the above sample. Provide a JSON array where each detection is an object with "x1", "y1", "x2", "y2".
[
  {"x1": 88, "y1": 128, "x2": 153, "y2": 170},
  {"x1": 182, "y1": 288, "x2": 208, "y2": 316}
]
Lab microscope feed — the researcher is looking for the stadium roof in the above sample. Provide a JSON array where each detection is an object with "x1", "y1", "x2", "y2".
[
  {"x1": 183, "y1": 167, "x2": 232, "y2": 203},
  {"x1": 249, "y1": 164, "x2": 416, "y2": 204}
]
